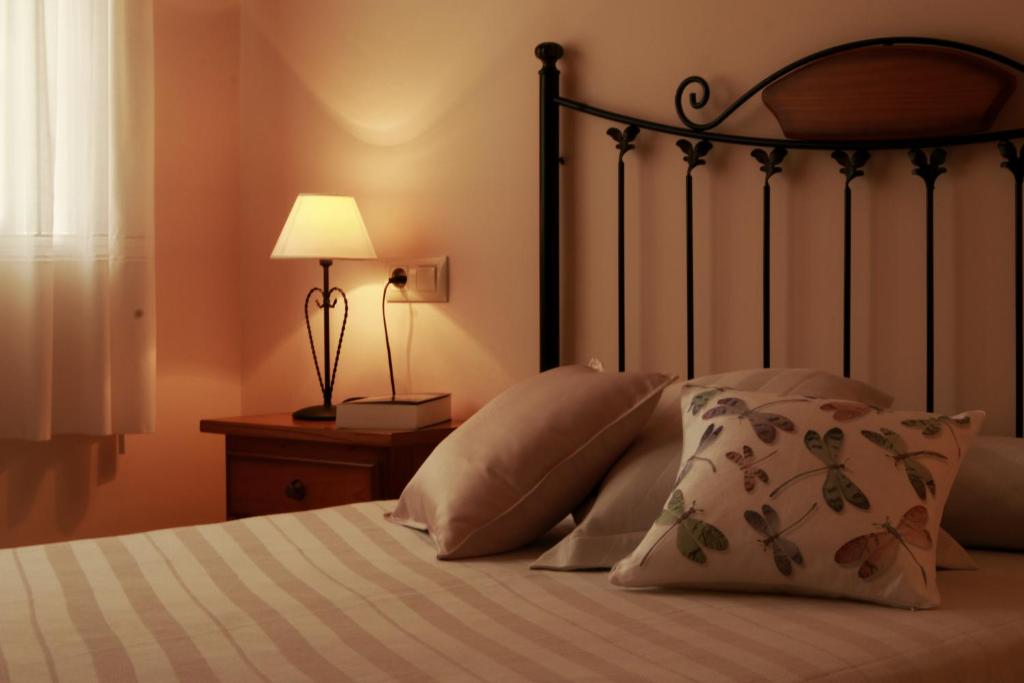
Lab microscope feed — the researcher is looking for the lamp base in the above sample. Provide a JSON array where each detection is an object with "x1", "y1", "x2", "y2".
[{"x1": 292, "y1": 403, "x2": 337, "y2": 421}]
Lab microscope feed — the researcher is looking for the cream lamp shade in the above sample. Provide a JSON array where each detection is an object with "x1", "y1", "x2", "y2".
[{"x1": 271, "y1": 194, "x2": 377, "y2": 260}]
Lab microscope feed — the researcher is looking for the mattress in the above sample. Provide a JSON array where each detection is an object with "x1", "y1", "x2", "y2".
[{"x1": 1, "y1": 501, "x2": 1022, "y2": 682}]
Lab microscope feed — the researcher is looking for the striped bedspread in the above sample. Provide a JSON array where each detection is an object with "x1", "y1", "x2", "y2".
[{"x1": 1, "y1": 501, "x2": 1023, "y2": 682}]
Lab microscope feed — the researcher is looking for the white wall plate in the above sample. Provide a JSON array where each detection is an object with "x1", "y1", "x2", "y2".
[{"x1": 385, "y1": 256, "x2": 449, "y2": 303}]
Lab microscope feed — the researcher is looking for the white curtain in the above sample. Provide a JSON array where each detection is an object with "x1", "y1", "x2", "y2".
[{"x1": 0, "y1": 0, "x2": 155, "y2": 440}]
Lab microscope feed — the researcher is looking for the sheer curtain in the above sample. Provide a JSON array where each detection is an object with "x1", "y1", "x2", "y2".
[{"x1": 0, "y1": 0, "x2": 155, "y2": 440}]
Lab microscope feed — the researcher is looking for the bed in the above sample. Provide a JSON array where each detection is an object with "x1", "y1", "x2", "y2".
[
  {"x1": 5, "y1": 35, "x2": 1024, "y2": 683},
  {"x1": 1, "y1": 500, "x2": 1023, "y2": 682}
]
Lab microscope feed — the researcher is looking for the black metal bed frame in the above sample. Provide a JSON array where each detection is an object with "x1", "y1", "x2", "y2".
[{"x1": 536, "y1": 36, "x2": 1024, "y2": 436}]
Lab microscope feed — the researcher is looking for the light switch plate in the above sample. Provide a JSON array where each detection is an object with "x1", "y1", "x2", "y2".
[{"x1": 386, "y1": 256, "x2": 449, "y2": 303}]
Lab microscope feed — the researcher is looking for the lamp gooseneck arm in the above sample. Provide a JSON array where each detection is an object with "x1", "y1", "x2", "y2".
[
  {"x1": 382, "y1": 282, "x2": 395, "y2": 400},
  {"x1": 383, "y1": 268, "x2": 409, "y2": 400}
]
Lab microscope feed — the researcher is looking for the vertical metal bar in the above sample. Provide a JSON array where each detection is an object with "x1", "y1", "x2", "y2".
[
  {"x1": 832, "y1": 150, "x2": 869, "y2": 380},
  {"x1": 843, "y1": 183, "x2": 852, "y2": 378},
  {"x1": 926, "y1": 182, "x2": 935, "y2": 412},
  {"x1": 910, "y1": 148, "x2": 946, "y2": 413},
  {"x1": 607, "y1": 125, "x2": 638, "y2": 373},
  {"x1": 1016, "y1": 177, "x2": 1023, "y2": 437},
  {"x1": 536, "y1": 42, "x2": 563, "y2": 372},
  {"x1": 618, "y1": 155, "x2": 626, "y2": 372},
  {"x1": 999, "y1": 142, "x2": 1024, "y2": 436},
  {"x1": 685, "y1": 172, "x2": 695, "y2": 379},
  {"x1": 762, "y1": 181, "x2": 771, "y2": 368},
  {"x1": 677, "y1": 139, "x2": 710, "y2": 380},
  {"x1": 752, "y1": 147, "x2": 786, "y2": 369}
]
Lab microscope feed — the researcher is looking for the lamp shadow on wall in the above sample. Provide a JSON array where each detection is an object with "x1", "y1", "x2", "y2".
[
  {"x1": 0, "y1": 435, "x2": 116, "y2": 546},
  {"x1": 241, "y1": 23, "x2": 503, "y2": 411},
  {"x1": 244, "y1": 0, "x2": 528, "y2": 150}
]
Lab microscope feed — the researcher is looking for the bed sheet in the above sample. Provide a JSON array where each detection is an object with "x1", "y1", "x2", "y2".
[{"x1": 1, "y1": 500, "x2": 1022, "y2": 682}]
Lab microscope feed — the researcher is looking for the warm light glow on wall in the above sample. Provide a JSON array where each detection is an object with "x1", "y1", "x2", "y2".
[{"x1": 244, "y1": 1, "x2": 534, "y2": 147}]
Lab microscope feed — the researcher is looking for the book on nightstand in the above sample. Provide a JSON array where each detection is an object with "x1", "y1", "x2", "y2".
[{"x1": 336, "y1": 393, "x2": 451, "y2": 430}]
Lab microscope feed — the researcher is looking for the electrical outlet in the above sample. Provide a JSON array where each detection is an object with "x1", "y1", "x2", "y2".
[{"x1": 386, "y1": 256, "x2": 449, "y2": 303}]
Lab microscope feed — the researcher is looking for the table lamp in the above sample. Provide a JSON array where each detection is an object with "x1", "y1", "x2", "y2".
[{"x1": 271, "y1": 194, "x2": 377, "y2": 420}]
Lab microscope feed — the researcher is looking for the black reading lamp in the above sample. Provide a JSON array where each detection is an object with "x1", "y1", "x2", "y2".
[{"x1": 271, "y1": 195, "x2": 377, "y2": 420}]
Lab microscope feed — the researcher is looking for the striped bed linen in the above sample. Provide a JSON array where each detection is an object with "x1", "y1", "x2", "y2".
[{"x1": 1, "y1": 501, "x2": 1023, "y2": 683}]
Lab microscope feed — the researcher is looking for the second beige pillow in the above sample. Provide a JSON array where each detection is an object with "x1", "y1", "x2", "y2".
[{"x1": 390, "y1": 365, "x2": 673, "y2": 559}]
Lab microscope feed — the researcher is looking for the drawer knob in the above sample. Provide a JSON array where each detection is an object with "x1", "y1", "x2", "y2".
[{"x1": 285, "y1": 479, "x2": 307, "y2": 501}]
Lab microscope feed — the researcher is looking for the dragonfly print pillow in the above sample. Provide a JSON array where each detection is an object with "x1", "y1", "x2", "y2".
[{"x1": 609, "y1": 387, "x2": 985, "y2": 609}]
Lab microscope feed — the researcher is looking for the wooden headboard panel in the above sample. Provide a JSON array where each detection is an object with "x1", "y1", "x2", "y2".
[
  {"x1": 761, "y1": 45, "x2": 1014, "y2": 140},
  {"x1": 535, "y1": 36, "x2": 1024, "y2": 434}
]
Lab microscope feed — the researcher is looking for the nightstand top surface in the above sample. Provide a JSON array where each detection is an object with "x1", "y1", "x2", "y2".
[{"x1": 200, "y1": 413, "x2": 460, "y2": 447}]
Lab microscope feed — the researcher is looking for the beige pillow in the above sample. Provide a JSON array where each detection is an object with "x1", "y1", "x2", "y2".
[
  {"x1": 691, "y1": 367, "x2": 893, "y2": 408},
  {"x1": 389, "y1": 365, "x2": 673, "y2": 559},
  {"x1": 533, "y1": 368, "x2": 895, "y2": 571},
  {"x1": 534, "y1": 378, "x2": 972, "y2": 571},
  {"x1": 609, "y1": 387, "x2": 983, "y2": 609},
  {"x1": 533, "y1": 382, "x2": 687, "y2": 569},
  {"x1": 936, "y1": 530, "x2": 977, "y2": 570},
  {"x1": 943, "y1": 436, "x2": 1024, "y2": 550}
]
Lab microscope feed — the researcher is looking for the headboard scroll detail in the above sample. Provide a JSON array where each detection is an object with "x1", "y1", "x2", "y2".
[{"x1": 672, "y1": 36, "x2": 1024, "y2": 148}]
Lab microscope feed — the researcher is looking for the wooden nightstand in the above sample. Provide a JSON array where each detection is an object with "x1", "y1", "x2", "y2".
[{"x1": 200, "y1": 413, "x2": 458, "y2": 519}]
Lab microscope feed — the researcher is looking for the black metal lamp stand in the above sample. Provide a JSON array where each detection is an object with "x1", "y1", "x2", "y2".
[{"x1": 294, "y1": 258, "x2": 349, "y2": 421}]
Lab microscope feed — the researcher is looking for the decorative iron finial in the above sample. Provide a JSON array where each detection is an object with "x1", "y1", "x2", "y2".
[
  {"x1": 677, "y1": 138, "x2": 713, "y2": 175},
  {"x1": 832, "y1": 149, "x2": 871, "y2": 185},
  {"x1": 909, "y1": 148, "x2": 948, "y2": 188},
  {"x1": 752, "y1": 146, "x2": 788, "y2": 182},
  {"x1": 535, "y1": 42, "x2": 564, "y2": 68},
  {"x1": 607, "y1": 125, "x2": 640, "y2": 161}
]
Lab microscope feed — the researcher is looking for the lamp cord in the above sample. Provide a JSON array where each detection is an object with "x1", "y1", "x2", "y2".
[
  {"x1": 303, "y1": 286, "x2": 348, "y2": 398},
  {"x1": 382, "y1": 281, "x2": 396, "y2": 399}
]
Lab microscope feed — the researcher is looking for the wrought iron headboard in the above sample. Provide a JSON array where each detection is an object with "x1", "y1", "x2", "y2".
[{"x1": 535, "y1": 36, "x2": 1024, "y2": 436}]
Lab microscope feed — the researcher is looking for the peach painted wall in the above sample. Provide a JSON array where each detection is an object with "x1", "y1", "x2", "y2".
[
  {"x1": 0, "y1": 0, "x2": 241, "y2": 549},
  {"x1": 4, "y1": 0, "x2": 1024, "y2": 549},
  {"x1": 239, "y1": 0, "x2": 1024, "y2": 434}
]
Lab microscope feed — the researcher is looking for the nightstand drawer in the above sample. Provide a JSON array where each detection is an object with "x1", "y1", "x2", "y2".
[
  {"x1": 227, "y1": 456, "x2": 375, "y2": 517},
  {"x1": 202, "y1": 413, "x2": 458, "y2": 521}
]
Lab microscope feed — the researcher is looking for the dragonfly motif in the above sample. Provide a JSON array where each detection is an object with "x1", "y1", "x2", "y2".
[
  {"x1": 647, "y1": 489, "x2": 729, "y2": 565},
  {"x1": 769, "y1": 427, "x2": 870, "y2": 512},
  {"x1": 687, "y1": 386, "x2": 727, "y2": 416},
  {"x1": 702, "y1": 397, "x2": 805, "y2": 444},
  {"x1": 725, "y1": 445, "x2": 777, "y2": 492},
  {"x1": 901, "y1": 414, "x2": 971, "y2": 458},
  {"x1": 861, "y1": 428, "x2": 947, "y2": 500},
  {"x1": 820, "y1": 401, "x2": 882, "y2": 422},
  {"x1": 744, "y1": 503, "x2": 817, "y2": 576},
  {"x1": 834, "y1": 505, "x2": 932, "y2": 584},
  {"x1": 675, "y1": 423, "x2": 722, "y2": 486}
]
